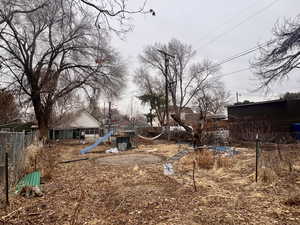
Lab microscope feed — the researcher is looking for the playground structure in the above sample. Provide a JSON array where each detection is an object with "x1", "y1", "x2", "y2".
[{"x1": 79, "y1": 129, "x2": 165, "y2": 155}]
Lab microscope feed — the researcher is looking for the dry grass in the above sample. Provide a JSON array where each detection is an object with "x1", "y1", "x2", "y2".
[
  {"x1": 215, "y1": 156, "x2": 234, "y2": 169},
  {"x1": 285, "y1": 191, "x2": 300, "y2": 206},
  {"x1": 181, "y1": 150, "x2": 235, "y2": 170},
  {"x1": 70, "y1": 189, "x2": 86, "y2": 225},
  {"x1": 35, "y1": 146, "x2": 59, "y2": 180},
  {"x1": 260, "y1": 167, "x2": 278, "y2": 183},
  {"x1": 260, "y1": 144, "x2": 299, "y2": 174},
  {"x1": 1, "y1": 142, "x2": 300, "y2": 225},
  {"x1": 195, "y1": 150, "x2": 215, "y2": 169}
]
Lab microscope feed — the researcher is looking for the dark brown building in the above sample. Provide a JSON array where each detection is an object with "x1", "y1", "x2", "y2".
[{"x1": 227, "y1": 99, "x2": 300, "y2": 141}]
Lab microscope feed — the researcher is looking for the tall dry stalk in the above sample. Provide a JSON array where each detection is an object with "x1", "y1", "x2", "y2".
[{"x1": 70, "y1": 189, "x2": 86, "y2": 225}]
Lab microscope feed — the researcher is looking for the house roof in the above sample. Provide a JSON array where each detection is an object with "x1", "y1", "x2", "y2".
[
  {"x1": 54, "y1": 110, "x2": 100, "y2": 129},
  {"x1": 184, "y1": 112, "x2": 226, "y2": 121},
  {"x1": 227, "y1": 99, "x2": 286, "y2": 108},
  {"x1": 0, "y1": 121, "x2": 36, "y2": 132},
  {"x1": 169, "y1": 106, "x2": 194, "y2": 114}
]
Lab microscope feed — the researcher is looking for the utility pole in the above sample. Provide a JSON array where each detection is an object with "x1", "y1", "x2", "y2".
[
  {"x1": 157, "y1": 49, "x2": 175, "y2": 141},
  {"x1": 104, "y1": 102, "x2": 105, "y2": 117},
  {"x1": 236, "y1": 92, "x2": 239, "y2": 103},
  {"x1": 130, "y1": 96, "x2": 134, "y2": 129},
  {"x1": 130, "y1": 96, "x2": 133, "y2": 119},
  {"x1": 108, "y1": 101, "x2": 112, "y2": 132}
]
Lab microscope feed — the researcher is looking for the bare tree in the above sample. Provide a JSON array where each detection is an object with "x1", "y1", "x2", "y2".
[
  {"x1": 253, "y1": 16, "x2": 300, "y2": 88},
  {"x1": 139, "y1": 39, "x2": 221, "y2": 132},
  {"x1": 0, "y1": 0, "x2": 126, "y2": 138},
  {"x1": 194, "y1": 79, "x2": 229, "y2": 144},
  {"x1": 0, "y1": 89, "x2": 19, "y2": 124},
  {"x1": 195, "y1": 80, "x2": 229, "y2": 116},
  {"x1": 0, "y1": 0, "x2": 48, "y2": 25},
  {"x1": 280, "y1": 91, "x2": 300, "y2": 100},
  {"x1": 77, "y1": 0, "x2": 155, "y2": 35},
  {"x1": 134, "y1": 67, "x2": 166, "y2": 126},
  {"x1": 50, "y1": 92, "x2": 83, "y2": 127}
]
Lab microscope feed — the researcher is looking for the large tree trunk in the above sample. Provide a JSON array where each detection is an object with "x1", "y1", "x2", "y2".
[
  {"x1": 31, "y1": 92, "x2": 52, "y2": 141},
  {"x1": 156, "y1": 108, "x2": 165, "y2": 127},
  {"x1": 37, "y1": 118, "x2": 50, "y2": 141}
]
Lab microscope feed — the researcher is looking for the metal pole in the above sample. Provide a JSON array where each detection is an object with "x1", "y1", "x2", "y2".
[
  {"x1": 104, "y1": 102, "x2": 105, "y2": 117},
  {"x1": 5, "y1": 151, "x2": 9, "y2": 206},
  {"x1": 255, "y1": 133, "x2": 259, "y2": 182},
  {"x1": 192, "y1": 161, "x2": 197, "y2": 192},
  {"x1": 165, "y1": 56, "x2": 170, "y2": 141},
  {"x1": 108, "y1": 101, "x2": 112, "y2": 132},
  {"x1": 22, "y1": 130, "x2": 25, "y2": 150}
]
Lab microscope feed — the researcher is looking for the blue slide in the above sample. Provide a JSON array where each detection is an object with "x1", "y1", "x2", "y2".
[{"x1": 80, "y1": 130, "x2": 113, "y2": 154}]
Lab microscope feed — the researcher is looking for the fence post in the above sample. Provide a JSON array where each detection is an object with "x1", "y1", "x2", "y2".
[
  {"x1": 255, "y1": 133, "x2": 259, "y2": 182},
  {"x1": 22, "y1": 130, "x2": 25, "y2": 150},
  {"x1": 5, "y1": 151, "x2": 9, "y2": 206}
]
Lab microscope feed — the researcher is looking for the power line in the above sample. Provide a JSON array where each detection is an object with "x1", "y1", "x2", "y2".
[
  {"x1": 197, "y1": 0, "x2": 280, "y2": 49},
  {"x1": 197, "y1": 0, "x2": 261, "y2": 42},
  {"x1": 202, "y1": 40, "x2": 271, "y2": 73},
  {"x1": 217, "y1": 41, "x2": 269, "y2": 64},
  {"x1": 215, "y1": 67, "x2": 251, "y2": 78}
]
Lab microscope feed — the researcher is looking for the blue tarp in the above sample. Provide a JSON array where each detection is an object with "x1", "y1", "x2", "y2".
[
  {"x1": 292, "y1": 123, "x2": 300, "y2": 140},
  {"x1": 80, "y1": 130, "x2": 113, "y2": 155},
  {"x1": 210, "y1": 146, "x2": 239, "y2": 156}
]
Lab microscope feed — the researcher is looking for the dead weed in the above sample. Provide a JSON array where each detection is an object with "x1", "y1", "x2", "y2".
[
  {"x1": 285, "y1": 191, "x2": 300, "y2": 206},
  {"x1": 260, "y1": 167, "x2": 278, "y2": 183},
  {"x1": 36, "y1": 146, "x2": 59, "y2": 180},
  {"x1": 195, "y1": 150, "x2": 215, "y2": 169},
  {"x1": 214, "y1": 156, "x2": 234, "y2": 169}
]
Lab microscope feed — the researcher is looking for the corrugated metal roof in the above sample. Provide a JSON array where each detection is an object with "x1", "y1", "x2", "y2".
[{"x1": 15, "y1": 171, "x2": 41, "y2": 193}]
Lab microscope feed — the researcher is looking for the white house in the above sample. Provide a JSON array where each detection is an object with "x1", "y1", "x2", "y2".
[{"x1": 51, "y1": 110, "x2": 101, "y2": 140}]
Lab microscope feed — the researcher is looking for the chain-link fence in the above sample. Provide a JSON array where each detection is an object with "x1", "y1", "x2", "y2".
[{"x1": 0, "y1": 131, "x2": 37, "y2": 200}]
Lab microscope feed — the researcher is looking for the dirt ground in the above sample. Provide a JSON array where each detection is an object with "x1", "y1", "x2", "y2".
[{"x1": 0, "y1": 140, "x2": 300, "y2": 225}]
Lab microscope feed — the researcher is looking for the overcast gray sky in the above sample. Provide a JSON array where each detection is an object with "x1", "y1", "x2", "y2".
[{"x1": 109, "y1": 0, "x2": 300, "y2": 115}]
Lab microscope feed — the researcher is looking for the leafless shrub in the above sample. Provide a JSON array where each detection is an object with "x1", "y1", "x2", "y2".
[
  {"x1": 23, "y1": 146, "x2": 39, "y2": 175},
  {"x1": 195, "y1": 150, "x2": 215, "y2": 169},
  {"x1": 230, "y1": 118, "x2": 275, "y2": 143},
  {"x1": 36, "y1": 146, "x2": 58, "y2": 180},
  {"x1": 229, "y1": 118, "x2": 296, "y2": 144},
  {"x1": 260, "y1": 167, "x2": 278, "y2": 183},
  {"x1": 260, "y1": 144, "x2": 297, "y2": 178},
  {"x1": 285, "y1": 191, "x2": 300, "y2": 206},
  {"x1": 215, "y1": 156, "x2": 233, "y2": 169},
  {"x1": 70, "y1": 189, "x2": 86, "y2": 225}
]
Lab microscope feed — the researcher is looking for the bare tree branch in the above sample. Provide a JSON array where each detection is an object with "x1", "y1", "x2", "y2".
[
  {"x1": 0, "y1": 0, "x2": 127, "y2": 138},
  {"x1": 252, "y1": 16, "x2": 300, "y2": 89}
]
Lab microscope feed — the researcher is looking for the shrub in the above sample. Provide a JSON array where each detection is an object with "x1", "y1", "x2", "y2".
[
  {"x1": 36, "y1": 146, "x2": 58, "y2": 180},
  {"x1": 285, "y1": 191, "x2": 300, "y2": 206},
  {"x1": 260, "y1": 167, "x2": 277, "y2": 183},
  {"x1": 215, "y1": 156, "x2": 233, "y2": 169},
  {"x1": 195, "y1": 150, "x2": 215, "y2": 169}
]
